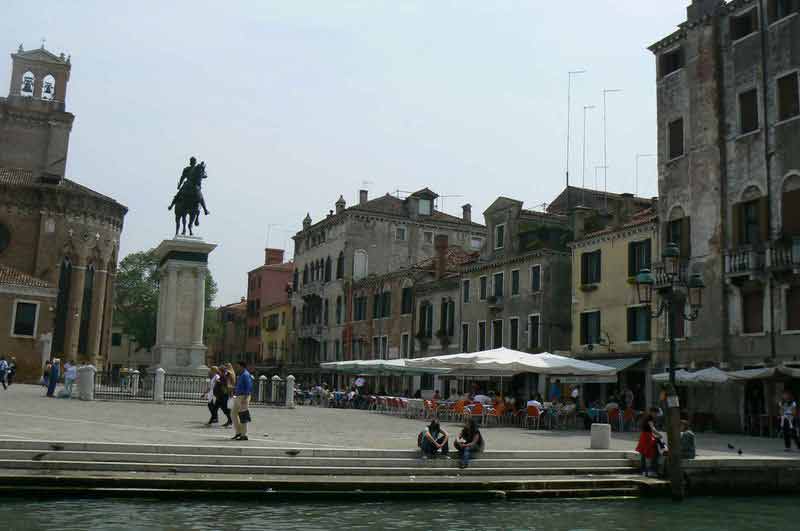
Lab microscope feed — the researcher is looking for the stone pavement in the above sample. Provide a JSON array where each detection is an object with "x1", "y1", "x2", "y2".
[{"x1": 0, "y1": 384, "x2": 796, "y2": 458}]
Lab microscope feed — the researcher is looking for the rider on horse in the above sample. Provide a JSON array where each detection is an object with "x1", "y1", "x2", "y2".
[{"x1": 168, "y1": 156, "x2": 210, "y2": 216}]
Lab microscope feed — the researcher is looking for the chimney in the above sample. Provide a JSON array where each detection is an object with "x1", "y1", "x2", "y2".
[
  {"x1": 572, "y1": 206, "x2": 593, "y2": 239},
  {"x1": 462, "y1": 204, "x2": 472, "y2": 223},
  {"x1": 265, "y1": 248, "x2": 285, "y2": 265},
  {"x1": 434, "y1": 234, "x2": 449, "y2": 279},
  {"x1": 335, "y1": 195, "x2": 346, "y2": 214},
  {"x1": 619, "y1": 193, "x2": 636, "y2": 224},
  {"x1": 687, "y1": 0, "x2": 719, "y2": 22},
  {"x1": 359, "y1": 189, "x2": 368, "y2": 205}
]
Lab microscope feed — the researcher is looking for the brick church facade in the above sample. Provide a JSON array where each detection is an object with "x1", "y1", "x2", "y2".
[{"x1": 0, "y1": 45, "x2": 127, "y2": 381}]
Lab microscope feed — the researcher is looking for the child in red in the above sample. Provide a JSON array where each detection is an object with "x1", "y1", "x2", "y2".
[{"x1": 636, "y1": 416, "x2": 658, "y2": 477}]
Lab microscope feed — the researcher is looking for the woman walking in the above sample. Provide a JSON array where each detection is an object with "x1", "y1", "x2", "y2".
[
  {"x1": 636, "y1": 416, "x2": 659, "y2": 477},
  {"x1": 204, "y1": 366, "x2": 221, "y2": 425},
  {"x1": 220, "y1": 363, "x2": 236, "y2": 427}
]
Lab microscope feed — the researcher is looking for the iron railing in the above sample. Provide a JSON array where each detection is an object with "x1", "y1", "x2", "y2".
[
  {"x1": 94, "y1": 371, "x2": 155, "y2": 401},
  {"x1": 769, "y1": 239, "x2": 800, "y2": 270},
  {"x1": 163, "y1": 374, "x2": 210, "y2": 403},
  {"x1": 725, "y1": 247, "x2": 765, "y2": 274}
]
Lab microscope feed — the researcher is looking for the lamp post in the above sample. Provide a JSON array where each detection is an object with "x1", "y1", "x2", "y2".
[{"x1": 635, "y1": 243, "x2": 705, "y2": 501}]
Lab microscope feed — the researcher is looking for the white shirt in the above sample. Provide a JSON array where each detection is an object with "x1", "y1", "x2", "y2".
[
  {"x1": 64, "y1": 364, "x2": 77, "y2": 380},
  {"x1": 782, "y1": 401, "x2": 796, "y2": 427},
  {"x1": 207, "y1": 373, "x2": 220, "y2": 402},
  {"x1": 526, "y1": 400, "x2": 543, "y2": 409},
  {"x1": 571, "y1": 388, "x2": 579, "y2": 399},
  {"x1": 473, "y1": 394, "x2": 492, "y2": 404}
]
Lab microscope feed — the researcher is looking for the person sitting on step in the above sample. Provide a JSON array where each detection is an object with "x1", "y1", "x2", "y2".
[{"x1": 418, "y1": 419, "x2": 449, "y2": 458}]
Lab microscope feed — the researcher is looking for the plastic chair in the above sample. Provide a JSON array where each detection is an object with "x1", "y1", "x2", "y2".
[
  {"x1": 608, "y1": 408, "x2": 622, "y2": 431},
  {"x1": 468, "y1": 403, "x2": 485, "y2": 424},
  {"x1": 526, "y1": 406, "x2": 541, "y2": 430},
  {"x1": 485, "y1": 403, "x2": 506, "y2": 426}
]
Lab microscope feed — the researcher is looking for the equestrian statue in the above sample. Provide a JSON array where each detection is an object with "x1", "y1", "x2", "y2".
[{"x1": 168, "y1": 156, "x2": 211, "y2": 236}]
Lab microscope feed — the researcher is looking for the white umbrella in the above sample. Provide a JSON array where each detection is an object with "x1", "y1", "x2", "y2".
[{"x1": 652, "y1": 367, "x2": 736, "y2": 385}]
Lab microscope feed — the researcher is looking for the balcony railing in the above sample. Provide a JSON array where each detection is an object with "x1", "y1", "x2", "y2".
[
  {"x1": 298, "y1": 324, "x2": 324, "y2": 339},
  {"x1": 725, "y1": 247, "x2": 765, "y2": 275},
  {"x1": 651, "y1": 261, "x2": 690, "y2": 287},
  {"x1": 769, "y1": 239, "x2": 800, "y2": 270}
]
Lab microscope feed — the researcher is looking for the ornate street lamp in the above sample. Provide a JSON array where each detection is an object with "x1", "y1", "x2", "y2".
[{"x1": 634, "y1": 251, "x2": 705, "y2": 502}]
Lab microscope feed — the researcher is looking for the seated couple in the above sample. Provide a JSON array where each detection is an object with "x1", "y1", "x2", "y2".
[{"x1": 418, "y1": 419, "x2": 484, "y2": 468}]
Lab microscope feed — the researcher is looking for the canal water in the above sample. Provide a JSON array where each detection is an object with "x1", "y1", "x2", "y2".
[{"x1": 3, "y1": 497, "x2": 799, "y2": 530}]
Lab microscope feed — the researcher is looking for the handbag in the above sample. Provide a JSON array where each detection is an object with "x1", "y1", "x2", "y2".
[
  {"x1": 227, "y1": 398, "x2": 234, "y2": 411},
  {"x1": 238, "y1": 410, "x2": 252, "y2": 424}
]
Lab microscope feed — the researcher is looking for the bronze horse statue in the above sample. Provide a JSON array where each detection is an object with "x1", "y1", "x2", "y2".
[{"x1": 168, "y1": 158, "x2": 210, "y2": 236}]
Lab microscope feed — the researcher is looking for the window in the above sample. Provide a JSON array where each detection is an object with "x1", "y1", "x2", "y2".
[
  {"x1": 581, "y1": 250, "x2": 602, "y2": 284},
  {"x1": 778, "y1": 72, "x2": 800, "y2": 121},
  {"x1": 628, "y1": 239, "x2": 652, "y2": 277},
  {"x1": 493, "y1": 272, "x2": 504, "y2": 298},
  {"x1": 401, "y1": 333, "x2": 411, "y2": 358},
  {"x1": 743, "y1": 289, "x2": 764, "y2": 334},
  {"x1": 111, "y1": 333, "x2": 122, "y2": 347},
  {"x1": 372, "y1": 336, "x2": 380, "y2": 358},
  {"x1": 739, "y1": 89, "x2": 759, "y2": 134},
  {"x1": 461, "y1": 323, "x2": 469, "y2": 352},
  {"x1": 336, "y1": 296, "x2": 343, "y2": 324},
  {"x1": 372, "y1": 294, "x2": 381, "y2": 319},
  {"x1": 494, "y1": 224, "x2": 506, "y2": 250},
  {"x1": 479, "y1": 276, "x2": 488, "y2": 300},
  {"x1": 419, "y1": 303, "x2": 434, "y2": 338},
  {"x1": 421, "y1": 373, "x2": 434, "y2": 390},
  {"x1": 334, "y1": 340, "x2": 341, "y2": 361},
  {"x1": 354, "y1": 296, "x2": 367, "y2": 321},
  {"x1": 20, "y1": 71, "x2": 34, "y2": 97},
  {"x1": 423, "y1": 231, "x2": 433, "y2": 244},
  {"x1": 324, "y1": 257, "x2": 332, "y2": 282},
  {"x1": 478, "y1": 321, "x2": 487, "y2": 350},
  {"x1": 668, "y1": 216, "x2": 692, "y2": 258},
  {"x1": 531, "y1": 265, "x2": 542, "y2": 292},
  {"x1": 740, "y1": 199, "x2": 761, "y2": 245},
  {"x1": 529, "y1": 314, "x2": 540, "y2": 350},
  {"x1": 353, "y1": 249, "x2": 368, "y2": 280},
  {"x1": 580, "y1": 311, "x2": 601, "y2": 345},
  {"x1": 462, "y1": 279, "x2": 471, "y2": 304},
  {"x1": 668, "y1": 118, "x2": 684, "y2": 159},
  {"x1": 336, "y1": 252, "x2": 344, "y2": 279},
  {"x1": 786, "y1": 286, "x2": 800, "y2": 331},
  {"x1": 303, "y1": 265, "x2": 309, "y2": 284},
  {"x1": 378, "y1": 291, "x2": 392, "y2": 318},
  {"x1": 470, "y1": 237, "x2": 483, "y2": 250},
  {"x1": 41, "y1": 74, "x2": 55, "y2": 101},
  {"x1": 627, "y1": 306, "x2": 652, "y2": 342},
  {"x1": 509, "y1": 317, "x2": 519, "y2": 350},
  {"x1": 419, "y1": 199, "x2": 432, "y2": 216},
  {"x1": 491, "y1": 319, "x2": 503, "y2": 348},
  {"x1": 731, "y1": 8, "x2": 759, "y2": 41},
  {"x1": 659, "y1": 47, "x2": 684, "y2": 78},
  {"x1": 439, "y1": 299, "x2": 455, "y2": 337},
  {"x1": 769, "y1": 0, "x2": 799, "y2": 23},
  {"x1": 401, "y1": 287, "x2": 413, "y2": 315},
  {"x1": 395, "y1": 227, "x2": 407, "y2": 241},
  {"x1": 78, "y1": 265, "x2": 95, "y2": 355},
  {"x1": 511, "y1": 270, "x2": 520, "y2": 295},
  {"x1": 381, "y1": 336, "x2": 388, "y2": 358}
]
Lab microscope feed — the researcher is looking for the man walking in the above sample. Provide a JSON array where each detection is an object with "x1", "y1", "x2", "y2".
[
  {"x1": 0, "y1": 357, "x2": 8, "y2": 390},
  {"x1": 231, "y1": 361, "x2": 252, "y2": 441}
]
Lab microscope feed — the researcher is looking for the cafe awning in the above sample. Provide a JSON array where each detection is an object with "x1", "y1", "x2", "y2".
[
  {"x1": 319, "y1": 359, "x2": 450, "y2": 375},
  {"x1": 652, "y1": 367, "x2": 735, "y2": 385},
  {"x1": 593, "y1": 357, "x2": 645, "y2": 372}
]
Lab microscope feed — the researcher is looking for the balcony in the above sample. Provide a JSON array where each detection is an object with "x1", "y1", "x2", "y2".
[
  {"x1": 487, "y1": 295, "x2": 504, "y2": 311},
  {"x1": 768, "y1": 238, "x2": 800, "y2": 273},
  {"x1": 298, "y1": 324, "x2": 324, "y2": 340},
  {"x1": 651, "y1": 261, "x2": 689, "y2": 288},
  {"x1": 725, "y1": 246, "x2": 765, "y2": 279}
]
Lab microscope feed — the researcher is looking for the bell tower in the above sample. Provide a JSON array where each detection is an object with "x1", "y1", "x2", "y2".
[{"x1": 1, "y1": 44, "x2": 74, "y2": 181}]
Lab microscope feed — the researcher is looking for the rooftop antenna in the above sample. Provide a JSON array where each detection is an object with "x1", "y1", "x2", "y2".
[
  {"x1": 437, "y1": 194, "x2": 464, "y2": 214},
  {"x1": 40, "y1": 37, "x2": 46, "y2": 49}
]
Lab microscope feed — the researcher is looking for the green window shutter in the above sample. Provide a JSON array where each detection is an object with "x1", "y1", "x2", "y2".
[{"x1": 628, "y1": 242, "x2": 636, "y2": 277}]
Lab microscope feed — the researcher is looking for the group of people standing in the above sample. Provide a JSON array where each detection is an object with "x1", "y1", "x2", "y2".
[
  {"x1": 41, "y1": 358, "x2": 78, "y2": 398},
  {"x1": 204, "y1": 361, "x2": 253, "y2": 441},
  {"x1": 0, "y1": 356, "x2": 15, "y2": 390}
]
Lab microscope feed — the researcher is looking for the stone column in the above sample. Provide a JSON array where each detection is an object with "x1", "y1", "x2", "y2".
[
  {"x1": 98, "y1": 274, "x2": 116, "y2": 364},
  {"x1": 155, "y1": 270, "x2": 165, "y2": 343},
  {"x1": 65, "y1": 259, "x2": 87, "y2": 359},
  {"x1": 154, "y1": 368, "x2": 166, "y2": 403},
  {"x1": 271, "y1": 375, "x2": 282, "y2": 403},
  {"x1": 285, "y1": 375, "x2": 295, "y2": 408},
  {"x1": 87, "y1": 266, "x2": 108, "y2": 360},
  {"x1": 77, "y1": 364, "x2": 97, "y2": 401},
  {"x1": 193, "y1": 266, "x2": 206, "y2": 345},
  {"x1": 258, "y1": 375, "x2": 268, "y2": 403},
  {"x1": 130, "y1": 370, "x2": 140, "y2": 397},
  {"x1": 164, "y1": 265, "x2": 178, "y2": 344}
]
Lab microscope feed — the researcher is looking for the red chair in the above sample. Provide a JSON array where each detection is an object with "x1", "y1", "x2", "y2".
[{"x1": 526, "y1": 405, "x2": 541, "y2": 430}]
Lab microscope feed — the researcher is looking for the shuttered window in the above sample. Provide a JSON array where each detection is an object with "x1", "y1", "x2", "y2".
[
  {"x1": 627, "y1": 306, "x2": 652, "y2": 342},
  {"x1": 742, "y1": 289, "x2": 764, "y2": 334},
  {"x1": 783, "y1": 189, "x2": 800, "y2": 236},
  {"x1": 580, "y1": 311, "x2": 601, "y2": 345},
  {"x1": 778, "y1": 72, "x2": 800, "y2": 121},
  {"x1": 786, "y1": 287, "x2": 800, "y2": 331},
  {"x1": 510, "y1": 318, "x2": 519, "y2": 350},
  {"x1": 668, "y1": 118, "x2": 684, "y2": 159},
  {"x1": 581, "y1": 251, "x2": 602, "y2": 284},
  {"x1": 628, "y1": 239, "x2": 652, "y2": 277},
  {"x1": 739, "y1": 89, "x2": 759, "y2": 134}
]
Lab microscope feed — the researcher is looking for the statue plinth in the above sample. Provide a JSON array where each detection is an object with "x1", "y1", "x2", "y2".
[{"x1": 151, "y1": 236, "x2": 217, "y2": 376}]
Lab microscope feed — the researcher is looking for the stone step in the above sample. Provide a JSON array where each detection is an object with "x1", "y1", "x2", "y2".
[
  {"x1": 0, "y1": 440, "x2": 636, "y2": 461},
  {"x1": 0, "y1": 449, "x2": 635, "y2": 470},
  {"x1": 0, "y1": 459, "x2": 637, "y2": 477}
]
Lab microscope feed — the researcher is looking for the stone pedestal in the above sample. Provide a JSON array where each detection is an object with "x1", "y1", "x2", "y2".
[
  {"x1": 590, "y1": 423, "x2": 611, "y2": 450},
  {"x1": 151, "y1": 236, "x2": 217, "y2": 376}
]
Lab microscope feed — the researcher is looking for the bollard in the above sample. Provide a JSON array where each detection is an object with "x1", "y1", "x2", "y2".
[
  {"x1": 130, "y1": 370, "x2": 140, "y2": 397},
  {"x1": 77, "y1": 365, "x2": 97, "y2": 401},
  {"x1": 271, "y1": 375, "x2": 282, "y2": 403},
  {"x1": 258, "y1": 375, "x2": 268, "y2": 403},
  {"x1": 154, "y1": 368, "x2": 166, "y2": 403},
  {"x1": 590, "y1": 423, "x2": 612, "y2": 450},
  {"x1": 285, "y1": 375, "x2": 295, "y2": 408}
]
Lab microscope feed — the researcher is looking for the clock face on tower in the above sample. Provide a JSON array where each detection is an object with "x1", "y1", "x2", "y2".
[{"x1": 0, "y1": 223, "x2": 9, "y2": 254}]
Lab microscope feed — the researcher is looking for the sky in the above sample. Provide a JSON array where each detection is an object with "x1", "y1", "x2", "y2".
[{"x1": 2, "y1": 0, "x2": 688, "y2": 305}]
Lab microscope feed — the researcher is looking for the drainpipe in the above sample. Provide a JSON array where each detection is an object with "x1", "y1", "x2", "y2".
[
  {"x1": 758, "y1": 0, "x2": 777, "y2": 359},
  {"x1": 713, "y1": 10, "x2": 731, "y2": 366}
]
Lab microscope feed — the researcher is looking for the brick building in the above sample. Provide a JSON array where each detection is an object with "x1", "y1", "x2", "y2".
[
  {"x1": 245, "y1": 248, "x2": 293, "y2": 360},
  {"x1": 0, "y1": 46, "x2": 127, "y2": 381},
  {"x1": 213, "y1": 298, "x2": 247, "y2": 365}
]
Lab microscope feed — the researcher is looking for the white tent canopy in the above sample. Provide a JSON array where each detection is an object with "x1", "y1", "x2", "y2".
[
  {"x1": 405, "y1": 348, "x2": 618, "y2": 377},
  {"x1": 652, "y1": 367, "x2": 735, "y2": 385},
  {"x1": 319, "y1": 359, "x2": 449, "y2": 375}
]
